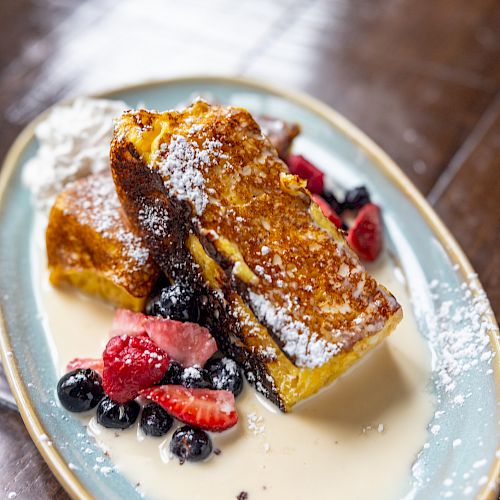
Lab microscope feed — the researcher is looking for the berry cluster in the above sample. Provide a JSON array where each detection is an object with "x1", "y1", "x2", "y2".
[
  {"x1": 287, "y1": 154, "x2": 383, "y2": 262},
  {"x1": 58, "y1": 286, "x2": 244, "y2": 463}
]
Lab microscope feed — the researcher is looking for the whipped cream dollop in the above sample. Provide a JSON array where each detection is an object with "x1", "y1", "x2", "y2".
[{"x1": 23, "y1": 97, "x2": 128, "y2": 211}]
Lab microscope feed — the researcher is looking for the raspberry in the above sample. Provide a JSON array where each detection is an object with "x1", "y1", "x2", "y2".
[{"x1": 102, "y1": 335, "x2": 169, "y2": 403}]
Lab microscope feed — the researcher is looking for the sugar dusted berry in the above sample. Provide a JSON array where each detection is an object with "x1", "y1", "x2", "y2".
[
  {"x1": 141, "y1": 385, "x2": 238, "y2": 432},
  {"x1": 109, "y1": 309, "x2": 147, "y2": 337},
  {"x1": 181, "y1": 366, "x2": 213, "y2": 389},
  {"x1": 206, "y1": 357, "x2": 243, "y2": 397},
  {"x1": 96, "y1": 396, "x2": 140, "y2": 429},
  {"x1": 57, "y1": 369, "x2": 104, "y2": 412},
  {"x1": 159, "y1": 360, "x2": 184, "y2": 385},
  {"x1": 144, "y1": 318, "x2": 217, "y2": 368},
  {"x1": 146, "y1": 283, "x2": 200, "y2": 323},
  {"x1": 102, "y1": 334, "x2": 169, "y2": 403},
  {"x1": 140, "y1": 403, "x2": 174, "y2": 437}
]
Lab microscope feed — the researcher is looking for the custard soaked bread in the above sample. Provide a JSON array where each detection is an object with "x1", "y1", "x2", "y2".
[
  {"x1": 45, "y1": 114, "x2": 297, "y2": 310},
  {"x1": 46, "y1": 172, "x2": 160, "y2": 311},
  {"x1": 111, "y1": 101, "x2": 402, "y2": 411}
]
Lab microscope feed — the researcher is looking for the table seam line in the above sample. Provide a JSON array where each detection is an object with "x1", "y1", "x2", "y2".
[{"x1": 427, "y1": 90, "x2": 500, "y2": 205}]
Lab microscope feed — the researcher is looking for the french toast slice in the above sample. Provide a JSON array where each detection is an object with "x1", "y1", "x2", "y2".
[
  {"x1": 110, "y1": 101, "x2": 402, "y2": 411},
  {"x1": 46, "y1": 172, "x2": 160, "y2": 311},
  {"x1": 44, "y1": 114, "x2": 298, "y2": 310}
]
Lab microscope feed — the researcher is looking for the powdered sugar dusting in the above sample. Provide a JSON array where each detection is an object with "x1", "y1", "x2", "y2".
[
  {"x1": 426, "y1": 273, "x2": 496, "y2": 397},
  {"x1": 211, "y1": 358, "x2": 240, "y2": 390},
  {"x1": 137, "y1": 201, "x2": 169, "y2": 238},
  {"x1": 408, "y1": 271, "x2": 499, "y2": 498},
  {"x1": 65, "y1": 174, "x2": 150, "y2": 274},
  {"x1": 157, "y1": 134, "x2": 226, "y2": 215},
  {"x1": 247, "y1": 412, "x2": 265, "y2": 435},
  {"x1": 182, "y1": 366, "x2": 203, "y2": 382},
  {"x1": 248, "y1": 290, "x2": 341, "y2": 368}
]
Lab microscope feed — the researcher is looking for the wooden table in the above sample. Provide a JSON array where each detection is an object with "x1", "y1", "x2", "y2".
[{"x1": 0, "y1": 0, "x2": 499, "y2": 497}]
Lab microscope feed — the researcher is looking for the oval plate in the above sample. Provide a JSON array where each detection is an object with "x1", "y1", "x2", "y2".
[{"x1": 0, "y1": 76, "x2": 499, "y2": 499}]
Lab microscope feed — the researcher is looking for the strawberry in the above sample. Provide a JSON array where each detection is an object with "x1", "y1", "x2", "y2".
[
  {"x1": 66, "y1": 357, "x2": 104, "y2": 374},
  {"x1": 287, "y1": 154, "x2": 324, "y2": 194},
  {"x1": 347, "y1": 203, "x2": 382, "y2": 261},
  {"x1": 144, "y1": 318, "x2": 217, "y2": 368},
  {"x1": 102, "y1": 335, "x2": 169, "y2": 403},
  {"x1": 312, "y1": 194, "x2": 342, "y2": 228},
  {"x1": 109, "y1": 309, "x2": 148, "y2": 337},
  {"x1": 141, "y1": 385, "x2": 237, "y2": 432}
]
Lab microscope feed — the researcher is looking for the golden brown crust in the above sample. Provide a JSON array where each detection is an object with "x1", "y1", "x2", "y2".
[
  {"x1": 110, "y1": 101, "x2": 402, "y2": 410},
  {"x1": 46, "y1": 172, "x2": 159, "y2": 310}
]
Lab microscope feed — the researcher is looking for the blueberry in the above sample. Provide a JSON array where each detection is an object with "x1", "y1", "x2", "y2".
[
  {"x1": 343, "y1": 186, "x2": 371, "y2": 210},
  {"x1": 96, "y1": 397, "x2": 140, "y2": 429},
  {"x1": 170, "y1": 425, "x2": 212, "y2": 463},
  {"x1": 140, "y1": 403, "x2": 173, "y2": 437},
  {"x1": 322, "y1": 190, "x2": 342, "y2": 214},
  {"x1": 57, "y1": 369, "x2": 104, "y2": 412},
  {"x1": 206, "y1": 357, "x2": 243, "y2": 397},
  {"x1": 159, "y1": 361, "x2": 184, "y2": 385},
  {"x1": 181, "y1": 366, "x2": 213, "y2": 389},
  {"x1": 146, "y1": 283, "x2": 200, "y2": 322}
]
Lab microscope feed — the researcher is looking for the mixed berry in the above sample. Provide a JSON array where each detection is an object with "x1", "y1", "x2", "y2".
[
  {"x1": 56, "y1": 154, "x2": 383, "y2": 464},
  {"x1": 96, "y1": 397, "x2": 140, "y2": 430},
  {"x1": 180, "y1": 366, "x2": 213, "y2": 389},
  {"x1": 347, "y1": 203, "x2": 382, "y2": 262},
  {"x1": 102, "y1": 334, "x2": 169, "y2": 403},
  {"x1": 57, "y1": 368, "x2": 104, "y2": 412},
  {"x1": 206, "y1": 357, "x2": 244, "y2": 397},
  {"x1": 57, "y1": 305, "x2": 243, "y2": 463},
  {"x1": 286, "y1": 154, "x2": 383, "y2": 262},
  {"x1": 170, "y1": 425, "x2": 213, "y2": 463},
  {"x1": 141, "y1": 385, "x2": 237, "y2": 432},
  {"x1": 159, "y1": 360, "x2": 184, "y2": 385},
  {"x1": 146, "y1": 283, "x2": 200, "y2": 323},
  {"x1": 140, "y1": 403, "x2": 174, "y2": 437}
]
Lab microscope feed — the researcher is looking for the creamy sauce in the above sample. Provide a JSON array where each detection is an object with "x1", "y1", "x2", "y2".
[{"x1": 33, "y1": 217, "x2": 435, "y2": 500}]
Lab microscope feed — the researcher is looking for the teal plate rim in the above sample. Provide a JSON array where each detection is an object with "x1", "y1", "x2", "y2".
[{"x1": 0, "y1": 75, "x2": 499, "y2": 500}]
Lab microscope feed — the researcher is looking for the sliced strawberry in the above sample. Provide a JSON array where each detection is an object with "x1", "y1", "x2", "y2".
[
  {"x1": 102, "y1": 335, "x2": 169, "y2": 403},
  {"x1": 347, "y1": 203, "x2": 382, "y2": 262},
  {"x1": 66, "y1": 357, "x2": 104, "y2": 374},
  {"x1": 141, "y1": 385, "x2": 237, "y2": 432},
  {"x1": 144, "y1": 318, "x2": 217, "y2": 368},
  {"x1": 287, "y1": 154, "x2": 324, "y2": 194},
  {"x1": 312, "y1": 194, "x2": 342, "y2": 228},
  {"x1": 109, "y1": 309, "x2": 147, "y2": 337}
]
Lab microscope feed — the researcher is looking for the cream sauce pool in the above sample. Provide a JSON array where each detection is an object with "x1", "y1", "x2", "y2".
[{"x1": 33, "y1": 215, "x2": 435, "y2": 500}]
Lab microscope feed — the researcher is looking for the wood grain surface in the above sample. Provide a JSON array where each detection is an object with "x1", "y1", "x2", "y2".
[{"x1": 0, "y1": 0, "x2": 498, "y2": 498}]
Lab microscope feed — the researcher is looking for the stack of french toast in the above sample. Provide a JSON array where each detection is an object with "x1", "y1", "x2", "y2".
[{"x1": 47, "y1": 100, "x2": 401, "y2": 411}]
